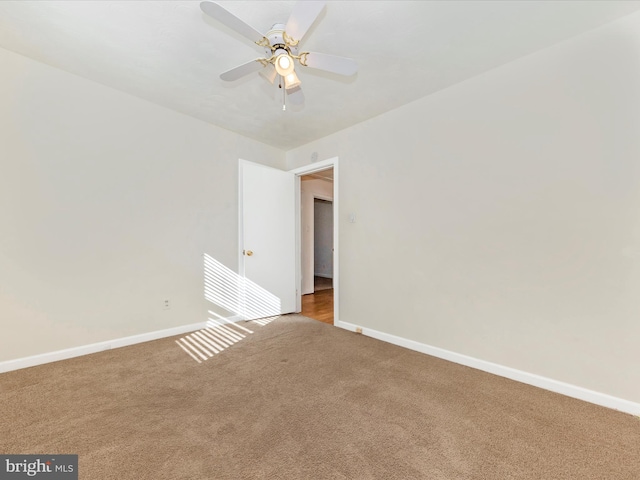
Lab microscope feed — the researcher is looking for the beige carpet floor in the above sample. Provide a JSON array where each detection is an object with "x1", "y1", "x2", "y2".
[{"x1": 1, "y1": 314, "x2": 639, "y2": 479}]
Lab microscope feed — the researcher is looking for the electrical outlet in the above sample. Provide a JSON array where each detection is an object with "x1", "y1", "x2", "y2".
[
  {"x1": 163, "y1": 299, "x2": 171, "y2": 310},
  {"x1": 355, "y1": 327, "x2": 363, "y2": 334}
]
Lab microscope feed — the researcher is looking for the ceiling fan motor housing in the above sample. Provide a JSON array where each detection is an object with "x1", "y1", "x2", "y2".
[{"x1": 265, "y1": 24, "x2": 299, "y2": 57}]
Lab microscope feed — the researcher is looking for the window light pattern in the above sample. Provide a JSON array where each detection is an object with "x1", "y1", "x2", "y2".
[{"x1": 175, "y1": 254, "x2": 283, "y2": 363}]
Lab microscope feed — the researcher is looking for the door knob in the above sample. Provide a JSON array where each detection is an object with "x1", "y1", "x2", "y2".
[{"x1": 246, "y1": 250, "x2": 254, "y2": 256}]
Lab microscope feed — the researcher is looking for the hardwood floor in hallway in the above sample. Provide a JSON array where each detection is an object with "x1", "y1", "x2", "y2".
[{"x1": 301, "y1": 288, "x2": 334, "y2": 325}]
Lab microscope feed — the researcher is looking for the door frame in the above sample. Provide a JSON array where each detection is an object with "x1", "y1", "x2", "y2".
[{"x1": 289, "y1": 157, "x2": 339, "y2": 323}]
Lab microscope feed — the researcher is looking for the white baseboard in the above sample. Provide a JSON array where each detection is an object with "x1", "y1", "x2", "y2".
[
  {"x1": 314, "y1": 273, "x2": 333, "y2": 279},
  {"x1": 335, "y1": 320, "x2": 640, "y2": 416},
  {"x1": 0, "y1": 315, "x2": 242, "y2": 374}
]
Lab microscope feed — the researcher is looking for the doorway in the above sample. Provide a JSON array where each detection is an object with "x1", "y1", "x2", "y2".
[
  {"x1": 299, "y1": 170, "x2": 333, "y2": 324},
  {"x1": 291, "y1": 159, "x2": 338, "y2": 325}
]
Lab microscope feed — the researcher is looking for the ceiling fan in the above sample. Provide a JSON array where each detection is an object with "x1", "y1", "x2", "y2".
[{"x1": 199, "y1": 0, "x2": 358, "y2": 108}]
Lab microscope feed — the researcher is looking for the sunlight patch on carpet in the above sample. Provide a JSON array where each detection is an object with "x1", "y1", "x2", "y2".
[
  {"x1": 252, "y1": 316, "x2": 278, "y2": 326},
  {"x1": 176, "y1": 317, "x2": 280, "y2": 363}
]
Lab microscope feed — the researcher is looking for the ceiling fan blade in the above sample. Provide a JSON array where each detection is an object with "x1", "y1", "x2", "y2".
[
  {"x1": 286, "y1": 86, "x2": 305, "y2": 106},
  {"x1": 200, "y1": 1, "x2": 266, "y2": 44},
  {"x1": 285, "y1": 1, "x2": 326, "y2": 43},
  {"x1": 220, "y1": 60, "x2": 265, "y2": 81},
  {"x1": 301, "y1": 52, "x2": 358, "y2": 76}
]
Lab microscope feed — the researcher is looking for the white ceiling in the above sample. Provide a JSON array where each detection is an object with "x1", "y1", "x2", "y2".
[{"x1": 1, "y1": 1, "x2": 639, "y2": 150}]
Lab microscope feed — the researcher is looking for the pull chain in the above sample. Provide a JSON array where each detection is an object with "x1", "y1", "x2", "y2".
[{"x1": 282, "y1": 76, "x2": 286, "y2": 111}]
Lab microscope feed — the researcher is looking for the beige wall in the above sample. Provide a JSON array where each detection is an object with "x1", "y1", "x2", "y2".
[
  {"x1": 287, "y1": 13, "x2": 640, "y2": 403},
  {"x1": 0, "y1": 47, "x2": 285, "y2": 362}
]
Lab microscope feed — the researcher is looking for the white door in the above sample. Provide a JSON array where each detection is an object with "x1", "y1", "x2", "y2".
[{"x1": 239, "y1": 160, "x2": 296, "y2": 319}]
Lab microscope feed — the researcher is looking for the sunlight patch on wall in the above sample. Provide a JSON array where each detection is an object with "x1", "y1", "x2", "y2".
[{"x1": 203, "y1": 253, "x2": 280, "y2": 319}]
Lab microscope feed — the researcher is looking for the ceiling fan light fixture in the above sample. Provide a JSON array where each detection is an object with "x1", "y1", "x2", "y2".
[
  {"x1": 259, "y1": 63, "x2": 277, "y2": 84},
  {"x1": 284, "y1": 71, "x2": 301, "y2": 90},
  {"x1": 275, "y1": 53, "x2": 294, "y2": 76}
]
